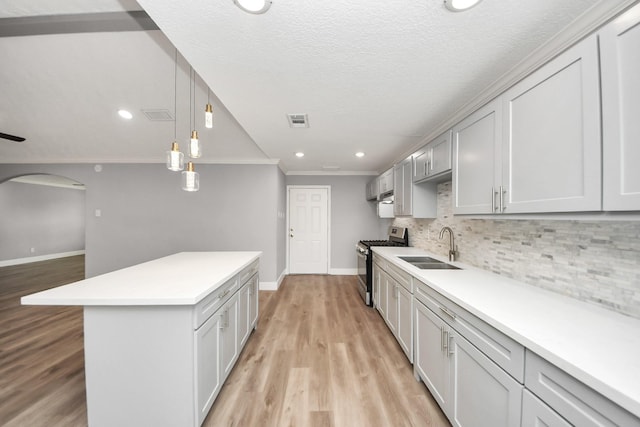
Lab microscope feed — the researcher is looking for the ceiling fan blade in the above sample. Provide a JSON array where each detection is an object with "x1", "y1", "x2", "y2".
[{"x1": 0, "y1": 132, "x2": 26, "y2": 142}]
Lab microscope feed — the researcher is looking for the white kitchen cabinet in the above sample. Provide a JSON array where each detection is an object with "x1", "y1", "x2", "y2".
[
  {"x1": 366, "y1": 177, "x2": 379, "y2": 201},
  {"x1": 396, "y1": 283, "x2": 413, "y2": 362},
  {"x1": 379, "y1": 168, "x2": 394, "y2": 195},
  {"x1": 525, "y1": 351, "x2": 640, "y2": 427},
  {"x1": 414, "y1": 298, "x2": 449, "y2": 410},
  {"x1": 249, "y1": 273, "x2": 259, "y2": 329},
  {"x1": 501, "y1": 34, "x2": 601, "y2": 213},
  {"x1": 453, "y1": 98, "x2": 502, "y2": 214},
  {"x1": 394, "y1": 157, "x2": 437, "y2": 218},
  {"x1": 375, "y1": 262, "x2": 387, "y2": 319},
  {"x1": 454, "y1": 35, "x2": 601, "y2": 215},
  {"x1": 414, "y1": 296, "x2": 522, "y2": 427},
  {"x1": 384, "y1": 271, "x2": 399, "y2": 336},
  {"x1": 601, "y1": 3, "x2": 640, "y2": 211},
  {"x1": 413, "y1": 130, "x2": 453, "y2": 183},
  {"x1": 195, "y1": 309, "x2": 222, "y2": 426},
  {"x1": 220, "y1": 291, "x2": 239, "y2": 380},
  {"x1": 394, "y1": 158, "x2": 413, "y2": 216},
  {"x1": 238, "y1": 281, "x2": 250, "y2": 348},
  {"x1": 522, "y1": 390, "x2": 571, "y2": 427}
]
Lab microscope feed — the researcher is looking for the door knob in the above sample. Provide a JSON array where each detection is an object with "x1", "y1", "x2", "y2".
[{"x1": 290, "y1": 234, "x2": 294, "y2": 238}]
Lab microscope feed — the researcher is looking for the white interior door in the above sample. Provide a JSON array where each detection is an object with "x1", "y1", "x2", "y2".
[{"x1": 288, "y1": 187, "x2": 329, "y2": 274}]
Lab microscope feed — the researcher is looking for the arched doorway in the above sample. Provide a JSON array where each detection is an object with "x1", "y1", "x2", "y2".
[{"x1": 0, "y1": 174, "x2": 86, "y2": 273}]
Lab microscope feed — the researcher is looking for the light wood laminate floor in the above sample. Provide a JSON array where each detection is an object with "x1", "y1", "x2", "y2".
[{"x1": 1, "y1": 258, "x2": 449, "y2": 426}]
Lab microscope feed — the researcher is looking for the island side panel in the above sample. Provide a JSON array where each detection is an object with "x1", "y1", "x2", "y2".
[{"x1": 84, "y1": 305, "x2": 195, "y2": 427}]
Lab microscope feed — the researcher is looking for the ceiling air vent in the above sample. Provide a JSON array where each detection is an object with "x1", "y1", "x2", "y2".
[
  {"x1": 141, "y1": 109, "x2": 174, "y2": 121},
  {"x1": 287, "y1": 113, "x2": 309, "y2": 128}
]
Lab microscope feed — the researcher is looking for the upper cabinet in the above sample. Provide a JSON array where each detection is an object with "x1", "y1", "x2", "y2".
[
  {"x1": 379, "y1": 168, "x2": 394, "y2": 195},
  {"x1": 452, "y1": 98, "x2": 502, "y2": 214},
  {"x1": 600, "y1": 3, "x2": 640, "y2": 211},
  {"x1": 366, "y1": 177, "x2": 379, "y2": 201},
  {"x1": 394, "y1": 158, "x2": 437, "y2": 218},
  {"x1": 453, "y1": 34, "x2": 601, "y2": 215},
  {"x1": 413, "y1": 130, "x2": 453, "y2": 184}
]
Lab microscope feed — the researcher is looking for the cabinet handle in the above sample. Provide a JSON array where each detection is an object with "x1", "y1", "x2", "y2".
[
  {"x1": 501, "y1": 186, "x2": 507, "y2": 212},
  {"x1": 219, "y1": 313, "x2": 225, "y2": 330},
  {"x1": 219, "y1": 289, "x2": 230, "y2": 300},
  {"x1": 443, "y1": 329, "x2": 449, "y2": 353},
  {"x1": 439, "y1": 306, "x2": 457, "y2": 320},
  {"x1": 492, "y1": 187, "x2": 497, "y2": 212},
  {"x1": 448, "y1": 334, "x2": 455, "y2": 357}
]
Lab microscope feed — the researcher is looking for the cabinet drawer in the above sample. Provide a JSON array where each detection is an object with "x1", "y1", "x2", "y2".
[
  {"x1": 525, "y1": 351, "x2": 640, "y2": 427},
  {"x1": 386, "y1": 262, "x2": 412, "y2": 293},
  {"x1": 522, "y1": 389, "x2": 571, "y2": 427},
  {"x1": 194, "y1": 276, "x2": 239, "y2": 329},
  {"x1": 415, "y1": 279, "x2": 525, "y2": 382},
  {"x1": 239, "y1": 259, "x2": 259, "y2": 285}
]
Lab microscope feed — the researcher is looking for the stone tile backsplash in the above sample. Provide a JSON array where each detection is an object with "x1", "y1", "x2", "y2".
[{"x1": 393, "y1": 181, "x2": 640, "y2": 318}]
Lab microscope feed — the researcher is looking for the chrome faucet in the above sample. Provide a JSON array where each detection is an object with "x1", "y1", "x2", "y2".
[{"x1": 439, "y1": 226, "x2": 457, "y2": 262}]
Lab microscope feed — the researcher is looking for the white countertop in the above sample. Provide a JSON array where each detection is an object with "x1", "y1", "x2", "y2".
[
  {"x1": 372, "y1": 246, "x2": 640, "y2": 419},
  {"x1": 21, "y1": 251, "x2": 261, "y2": 306}
]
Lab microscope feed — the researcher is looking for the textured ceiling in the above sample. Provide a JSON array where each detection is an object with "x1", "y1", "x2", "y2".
[{"x1": 0, "y1": 0, "x2": 629, "y2": 173}]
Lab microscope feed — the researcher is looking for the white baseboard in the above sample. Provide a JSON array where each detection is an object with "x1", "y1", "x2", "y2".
[
  {"x1": 259, "y1": 269, "x2": 287, "y2": 291},
  {"x1": 0, "y1": 250, "x2": 86, "y2": 267},
  {"x1": 329, "y1": 268, "x2": 357, "y2": 275}
]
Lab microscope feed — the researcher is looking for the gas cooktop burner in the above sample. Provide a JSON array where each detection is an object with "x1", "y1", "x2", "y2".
[{"x1": 359, "y1": 240, "x2": 406, "y2": 247}]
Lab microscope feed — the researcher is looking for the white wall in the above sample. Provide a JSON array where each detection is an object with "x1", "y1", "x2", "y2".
[{"x1": 0, "y1": 180, "x2": 85, "y2": 262}]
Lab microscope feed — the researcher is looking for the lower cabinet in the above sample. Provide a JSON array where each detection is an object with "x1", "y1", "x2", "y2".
[
  {"x1": 414, "y1": 298, "x2": 522, "y2": 427},
  {"x1": 194, "y1": 265, "x2": 259, "y2": 426},
  {"x1": 375, "y1": 257, "x2": 414, "y2": 362},
  {"x1": 522, "y1": 389, "x2": 571, "y2": 427},
  {"x1": 195, "y1": 310, "x2": 222, "y2": 425}
]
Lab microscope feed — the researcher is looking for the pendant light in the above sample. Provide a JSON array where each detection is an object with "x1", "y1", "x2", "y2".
[
  {"x1": 166, "y1": 49, "x2": 185, "y2": 171},
  {"x1": 188, "y1": 67, "x2": 201, "y2": 158},
  {"x1": 205, "y1": 88, "x2": 213, "y2": 129},
  {"x1": 182, "y1": 161, "x2": 200, "y2": 191}
]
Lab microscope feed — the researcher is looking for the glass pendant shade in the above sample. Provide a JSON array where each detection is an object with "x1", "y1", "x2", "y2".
[
  {"x1": 166, "y1": 142, "x2": 184, "y2": 171},
  {"x1": 182, "y1": 162, "x2": 200, "y2": 192},
  {"x1": 205, "y1": 103, "x2": 213, "y2": 129},
  {"x1": 189, "y1": 130, "x2": 201, "y2": 158}
]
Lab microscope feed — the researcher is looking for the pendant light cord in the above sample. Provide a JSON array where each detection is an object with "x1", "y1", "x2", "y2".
[
  {"x1": 190, "y1": 67, "x2": 194, "y2": 130},
  {"x1": 174, "y1": 49, "x2": 177, "y2": 140}
]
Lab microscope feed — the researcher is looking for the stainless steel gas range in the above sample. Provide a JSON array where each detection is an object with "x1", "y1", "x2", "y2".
[{"x1": 356, "y1": 226, "x2": 408, "y2": 306}]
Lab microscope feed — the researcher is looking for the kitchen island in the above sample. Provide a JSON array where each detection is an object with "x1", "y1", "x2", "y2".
[{"x1": 21, "y1": 251, "x2": 261, "y2": 427}]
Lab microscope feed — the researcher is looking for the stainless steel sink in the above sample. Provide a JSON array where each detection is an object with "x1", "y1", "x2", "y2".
[{"x1": 399, "y1": 256, "x2": 461, "y2": 270}]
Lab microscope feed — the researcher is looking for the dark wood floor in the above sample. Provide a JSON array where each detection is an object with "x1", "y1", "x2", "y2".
[{"x1": 0, "y1": 257, "x2": 449, "y2": 427}]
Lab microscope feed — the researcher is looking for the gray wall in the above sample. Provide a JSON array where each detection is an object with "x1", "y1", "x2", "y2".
[
  {"x1": 0, "y1": 180, "x2": 85, "y2": 261},
  {"x1": 285, "y1": 175, "x2": 385, "y2": 271},
  {"x1": 0, "y1": 163, "x2": 282, "y2": 282},
  {"x1": 276, "y1": 168, "x2": 287, "y2": 280}
]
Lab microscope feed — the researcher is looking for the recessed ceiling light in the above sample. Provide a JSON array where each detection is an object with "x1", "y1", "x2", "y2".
[
  {"x1": 118, "y1": 109, "x2": 133, "y2": 120},
  {"x1": 444, "y1": 0, "x2": 482, "y2": 12},
  {"x1": 295, "y1": 152, "x2": 304, "y2": 158},
  {"x1": 355, "y1": 152, "x2": 365, "y2": 158},
  {"x1": 234, "y1": 0, "x2": 272, "y2": 14}
]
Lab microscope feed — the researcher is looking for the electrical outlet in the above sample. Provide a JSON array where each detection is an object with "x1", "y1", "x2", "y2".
[{"x1": 30, "y1": 247, "x2": 35, "y2": 253}]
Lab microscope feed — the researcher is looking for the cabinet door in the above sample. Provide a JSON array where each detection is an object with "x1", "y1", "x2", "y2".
[
  {"x1": 386, "y1": 278, "x2": 399, "y2": 335},
  {"x1": 453, "y1": 98, "x2": 502, "y2": 214},
  {"x1": 220, "y1": 293, "x2": 239, "y2": 380},
  {"x1": 394, "y1": 159, "x2": 413, "y2": 216},
  {"x1": 502, "y1": 34, "x2": 601, "y2": 213},
  {"x1": 522, "y1": 389, "x2": 571, "y2": 427},
  {"x1": 396, "y1": 284, "x2": 413, "y2": 362},
  {"x1": 413, "y1": 149, "x2": 430, "y2": 183},
  {"x1": 249, "y1": 274, "x2": 259, "y2": 329},
  {"x1": 430, "y1": 130, "x2": 453, "y2": 177},
  {"x1": 238, "y1": 283, "x2": 250, "y2": 347},
  {"x1": 195, "y1": 312, "x2": 221, "y2": 426},
  {"x1": 377, "y1": 267, "x2": 387, "y2": 319},
  {"x1": 414, "y1": 301, "x2": 449, "y2": 411},
  {"x1": 448, "y1": 332, "x2": 522, "y2": 427},
  {"x1": 601, "y1": 3, "x2": 640, "y2": 211}
]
